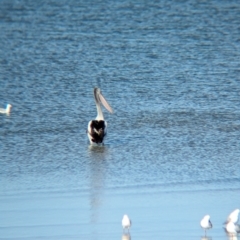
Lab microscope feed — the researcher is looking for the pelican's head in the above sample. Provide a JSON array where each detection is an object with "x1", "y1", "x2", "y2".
[{"x1": 94, "y1": 87, "x2": 113, "y2": 114}]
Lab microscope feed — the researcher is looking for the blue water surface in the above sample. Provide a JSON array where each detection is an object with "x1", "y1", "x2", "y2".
[{"x1": 0, "y1": 0, "x2": 240, "y2": 239}]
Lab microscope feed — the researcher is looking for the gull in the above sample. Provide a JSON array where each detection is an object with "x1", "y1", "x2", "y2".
[
  {"x1": 226, "y1": 209, "x2": 240, "y2": 224},
  {"x1": 200, "y1": 215, "x2": 212, "y2": 236},
  {"x1": 122, "y1": 214, "x2": 131, "y2": 232},
  {"x1": 87, "y1": 88, "x2": 113, "y2": 144},
  {"x1": 225, "y1": 221, "x2": 240, "y2": 238},
  {"x1": 0, "y1": 104, "x2": 12, "y2": 115}
]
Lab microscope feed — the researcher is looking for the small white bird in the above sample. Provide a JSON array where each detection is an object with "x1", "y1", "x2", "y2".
[
  {"x1": 226, "y1": 221, "x2": 240, "y2": 236},
  {"x1": 122, "y1": 214, "x2": 131, "y2": 232},
  {"x1": 200, "y1": 215, "x2": 212, "y2": 236},
  {"x1": 0, "y1": 104, "x2": 12, "y2": 115},
  {"x1": 226, "y1": 209, "x2": 240, "y2": 224}
]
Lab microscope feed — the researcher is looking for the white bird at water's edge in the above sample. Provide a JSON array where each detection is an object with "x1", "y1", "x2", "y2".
[
  {"x1": 122, "y1": 214, "x2": 131, "y2": 232},
  {"x1": 200, "y1": 215, "x2": 212, "y2": 236},
  {"x1": 0, "y1": 104, "x2": 12, "y2": 115},
  {"x1": 87, "y1": 88, "x2": 113, "y2": 144},
  {"x1": 226, "y1": 209, "x2": 240, "y2": 224},
  {"x1": 225, "y1": 221, "x2": 240, "y2": 236}
]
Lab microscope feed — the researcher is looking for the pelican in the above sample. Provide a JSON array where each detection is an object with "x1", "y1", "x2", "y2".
[
  {"x1": 200, "y1": 215, "x2": 212, "y2": 236},
  {"x1": 226, "y1": 209, "x2": 240, "y2": 224},
  {"x1": 122, "y1": 214, "x2": 131, "y2": 232},
  {"x1": 87, "y1": 88, "x2": 113, "y2": 144},
  {"x1": 0, "y1": 104, "x2": 12, "y2": 115}
]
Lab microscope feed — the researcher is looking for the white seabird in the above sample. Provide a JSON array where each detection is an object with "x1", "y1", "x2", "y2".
[
  {"x1": 122, "y1": 214, "x2": 131, "y2": 232},
  {"x1": 200, "y1": 215, "x2": 212, "y2": 236},
  {"x1": 0, "y1": 104, "x2": 12, "y2": 115},
  {"x1": 226, "y1": 221, "x2": 240, "y2": 237},
  {"x1": 226, "y1": 209, "x2": 240, "y2": 224}
]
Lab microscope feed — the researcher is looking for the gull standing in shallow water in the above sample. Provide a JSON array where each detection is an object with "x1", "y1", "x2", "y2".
[
  {"x1": 200, "y1": 215, "x2": 212, "y2": 236},
  {"x1": 225, "y1": 221, "x2": 240, "y2": 237},
  {"x1": 87, "y1": 88, "x2": 113, "y2": 144},
  {"x1": 224, "y1": 209, "x2": 240, "y2": 238},
  {"x1": 122, "y1": 215, "x2": 131, "y2": 232},
  {"x1": 0, "y1": 104, "x2": 12, "y2": 115},
  {"x1": 226, "y1": 209, "x2": 240, "y2": 224}
]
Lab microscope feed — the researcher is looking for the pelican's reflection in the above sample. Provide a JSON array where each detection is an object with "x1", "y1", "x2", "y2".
[
  {"x1": 88, "y1": 145, "x2": 109, "y2": 223},
  {"x1": 122, "y1": 233, "x2": 131, "y2": 240},
  {"x1": 88, "y1": 144, "x2": 109, "y2": 153}
]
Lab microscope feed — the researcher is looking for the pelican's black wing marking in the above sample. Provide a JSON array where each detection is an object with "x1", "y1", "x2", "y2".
[{"x1": 89, "y1": 120, "x2": 106, "y2": 143}]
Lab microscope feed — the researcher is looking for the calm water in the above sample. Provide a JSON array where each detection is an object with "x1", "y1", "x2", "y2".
[{"x1": 1, "y1": 0, "x2": 240, "y2": 239}]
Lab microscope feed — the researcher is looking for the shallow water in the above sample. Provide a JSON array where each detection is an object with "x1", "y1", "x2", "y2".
[{"x1": 1, "y1": 0, "x2": 240, "y2": 239}]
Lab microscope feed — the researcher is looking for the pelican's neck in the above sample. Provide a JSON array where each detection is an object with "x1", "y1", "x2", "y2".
[
  {"x1": 93, "y1": 90, "x2": 104, "y2": 121},
  {"x1": 96, "y1": 102, "x2": 104, "y2": 120}
]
